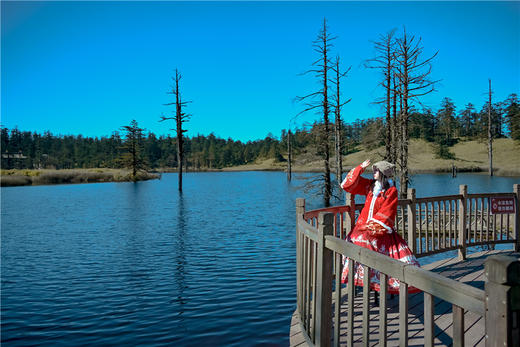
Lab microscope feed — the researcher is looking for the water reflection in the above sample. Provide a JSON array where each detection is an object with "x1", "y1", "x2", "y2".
[
  {"x1": 174, "y1": 193, "x2": 187, "y2": 309},
  {"x1": 122, "y1": 182, "x2": 150, "y2": 290}
]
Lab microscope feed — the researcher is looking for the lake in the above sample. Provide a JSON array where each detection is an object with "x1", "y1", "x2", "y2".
[{"x1": 1, "y1": 172, "x2": 518, "y2": 346}]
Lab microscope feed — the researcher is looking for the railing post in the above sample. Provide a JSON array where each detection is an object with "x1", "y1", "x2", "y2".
[
  {"x1": 484, "y1": 255, "x2": 520, "y2": 347},
  {"x1": 407, "y1": 188, "x2": 417, "y2": 254},
  {"x1": 316, "y1": 212, "x2": 334, "y2": 347},
  {"x1": 345, "y1": 192, "x2": 355, "y2": 238},
  {"x1": 296, "y1": 198, "x2": 305, "y2": 319},
  {"x1": 458, "y1": 185, "x2": 467, "y2": 260},
  {"x1": 514, "y1": 184, "x2": 519, "y2": 252}
]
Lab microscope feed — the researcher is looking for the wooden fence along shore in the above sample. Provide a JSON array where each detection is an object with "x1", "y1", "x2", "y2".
[{"x1": 292, "y1": 184, "x2": 520, "y2": 347}]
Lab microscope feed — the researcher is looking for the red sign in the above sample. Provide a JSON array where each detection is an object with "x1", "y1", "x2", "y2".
[{"x1": 490, "y1": 197, "x2": 516, "y2": 214}]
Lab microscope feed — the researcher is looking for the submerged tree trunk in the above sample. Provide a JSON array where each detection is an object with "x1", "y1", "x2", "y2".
[
  {"x1": 488, "y1": 79, "x2": 493, "y2": 177},
  {"x1": 391, "y1": 72, "x2": 398, "y2": 164},
  {"x1": 400, "y1": 85, "x2": 409, "y2": 198},
  {"x1": 161, "y1": 69, "x2": 191, "y2": 192},
  {"x1": 295, "y1": 18, "x2": 335, "y2": 207},
  {"x1": 175, "y1": 75, "x2": 184, "y2": 191},
  {"x1": 333, "y1": 57, "x2": 349, "y2": 187},
  {"x1": 322, "y1": 21, "x2": 333, "y2": 207},
  {"x1": 287, "y1": 130, "x2": 292, "y2": 181}
]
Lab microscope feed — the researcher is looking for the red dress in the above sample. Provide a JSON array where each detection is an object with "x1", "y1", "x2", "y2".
[{"x1": 340, "y1": 164, "x2": 420, "y2": 294}]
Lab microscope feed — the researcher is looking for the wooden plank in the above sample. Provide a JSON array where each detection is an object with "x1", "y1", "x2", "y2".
[
  {"x1": 470, "y1": 197, "x2": 474, "y2": 244},
  {"x1": 436, "y1": 201, "x2": 440, "y2": 250},
  {"x1": 346, "y1": 259, "x2": 355, "y2": 347},
  {"x1": 303, "y1": 236, "x2": 309, "y2": 331},
  {"x1": 500, "y1": 213, "x2": 503, "y2": 241},
  {"x1": 453, "y1": 304, "x2": 465, "y2": 347},
  {"x1": 475, "y1": 199, "x2": 483, "y2": 242},
  {"x1": 315, "y1": 213, "x2": 333, "y2": 347},
  {"x1": 334, "y1": 252, "x2": 341, "y2": 347},
  {"x1": 480, "y1": 198, "x2": 484, "y2": 243},
  {"x1": 426, "y1": 203, "x2": 430, "y2": 253},
  {"x1": 307, "y1": 239, "x2": 313, "y2": 334},
  {"x1": 487, "y1": 199, "x2": 491, "y2": 242},
  {"x1": 506, "y1": 210, "x2": 510, "y2": 240},
  {"x1": 467, "y1": 192, "x2": 515, "y2": 199},
  {"x1": 416, "y1": 194, "x2": 463, "y2": 203},
  {"x1": 492, "y1": 212, "x2": 496, "y2": 242},
  {"x1": 428, "y1": 258, "x2": 486, "y2": 344},
  {"x1": 328, "y1": 248, "x2": 515, "y2": 347},
  {"x1": 380, "y1": 273, "x2": 388, "y2": 347},
  {"x1": 455, "y1": 199, "x2": 459, "y2": 247},
  {"x1": 292, "y1": 194, "x2": 519, "y2": 347},
  {"x1": 312, "y1": 241, "x2": 317, "y2": 343},
  {"x1": 403, "y1": 266, "x2": 485, "y2": 315},
  {"x1": 448, "y1": 200, "x2": 453, "y2": 247},
  {"x1": 442, "y1": 200, "x2": 446, "y2": 249},
  {"x1": 298, "y1": 216, "x2": 320, "y2": 242},
  {"x1": 362, "y1": 265, "x2": 370, "y2": 346},
  {"x1": 399, "y1": 282, "x2": 409, "y2": 347},
  {"x1": 407, "y1": 189, "x2": 416, "y2": 254},
  {"x1": 418, "y1": 203, "x2": 423, "y2": 254},
  {"x1": 424, "y1": 292, "x2": 434, "y2": 347},
  {"x1": 325, "y1": 237, "x2": 407, "y2": 281}
]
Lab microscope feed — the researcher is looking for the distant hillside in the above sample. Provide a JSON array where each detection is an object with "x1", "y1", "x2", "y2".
[{"x1": 224, "y1": 138, "x2": 520, "y2": 176}]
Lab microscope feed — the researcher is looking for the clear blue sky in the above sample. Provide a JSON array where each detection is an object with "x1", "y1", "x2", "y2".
[{"x1": 2, "y1": 1, "x2": 519, "y2": 142}]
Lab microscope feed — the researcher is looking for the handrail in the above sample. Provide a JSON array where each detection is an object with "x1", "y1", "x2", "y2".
[
  {"x1": 295, "y1": 184, "x2": 520, "y2": 346},
  {"x1": 297, "y1": 215, "x2": 319, "y2": 242},
  {"x1": 324, "y1": 236, "x2": 485, "y2": 315},
  {"x1": 303, "y1": 205, "x2": 350, "y2": 220}
]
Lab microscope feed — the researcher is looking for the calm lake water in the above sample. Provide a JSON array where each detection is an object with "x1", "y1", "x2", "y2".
[{"x1": 1, "y1": 172, "x2": 518, "y2": 346}]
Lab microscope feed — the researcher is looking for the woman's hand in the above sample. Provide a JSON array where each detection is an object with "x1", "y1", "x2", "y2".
[{"x1": 360, "y1": 159, "x2": 371, "y2": 169}]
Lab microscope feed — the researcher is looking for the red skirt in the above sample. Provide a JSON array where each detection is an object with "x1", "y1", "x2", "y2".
[{"x1": 341, "y1": 225, "x2": 421, "y2": 294}]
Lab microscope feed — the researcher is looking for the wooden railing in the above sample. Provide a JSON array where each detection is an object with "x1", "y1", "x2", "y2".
[
  {"x1": 350, "y1": 185, "x2": 519, "y2": 259},
  {"x1": 295, "y1": 184, "x2": 520, "y2": 346}
]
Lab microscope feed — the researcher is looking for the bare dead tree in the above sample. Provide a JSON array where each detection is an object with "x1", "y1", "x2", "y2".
[
  {"x1": 394, "y1": 27, "x2": 439, "y2": 197},
  {"x1": 392, "y1": 70, "x2": 399, "y2": 163},
  {"x1": 488, "y1": 79, "x2": 493, "y2": 176},
  {"x1": 295, "y1": 18, "x2": 336, "y2": 207},
  {"x1": 160, "y1": 69, "x2": 191, "y2": 192},
  {"x1": 365, "y1": 29, "x2": 397, "y2": 162},
  {"x1": 287, "y1": 128, "x2": 292, "y2": 181},
  {"x1": 331, "y1": 56, "x2": 351, "y2": 186}
]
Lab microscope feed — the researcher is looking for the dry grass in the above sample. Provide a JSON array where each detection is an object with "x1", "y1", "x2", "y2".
[
  {"x1": 222, "y1": 138, "x2": 520, "y2": 176},
  {"x1": 1, "y1": 169, "x2": 160, "y2": 187}
]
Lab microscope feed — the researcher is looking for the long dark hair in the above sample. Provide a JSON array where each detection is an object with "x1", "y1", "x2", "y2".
[
  {"x1": 372, "y1": 168, "x2": 392, "y2": 192},
  {"x1": 381, "y1": 175, "x2": 392, "y2": 191}
]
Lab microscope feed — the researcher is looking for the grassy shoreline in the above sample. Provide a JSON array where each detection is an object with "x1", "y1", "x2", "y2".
[
  {"x1": 2, "y1": 139, "x2": 518, "y2": 187},
  {"x1": 1, "y1": 169, "x2": 160, "y2": 187},
  {"x1": 220, "y1": 138, "x2": 520, "y2": 177}
]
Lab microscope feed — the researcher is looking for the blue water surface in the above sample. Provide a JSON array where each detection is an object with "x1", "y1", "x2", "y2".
[{"x1": 1, "y1": 172, "x2": 518, "y2": 346}]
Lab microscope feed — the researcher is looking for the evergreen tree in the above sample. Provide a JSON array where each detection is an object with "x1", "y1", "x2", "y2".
[
  {"x1": 436, "y1": 97, "x2": 457, "y2": 145},
  {"x1": 459, "y1": 103, "x2": 478, "y2": 138},
  {"x1": 120, "y1": 120, "x2": 147, "y2": 180},
  {"x1": 504, "y1": 94, "x2": 520, "y2": 140}
]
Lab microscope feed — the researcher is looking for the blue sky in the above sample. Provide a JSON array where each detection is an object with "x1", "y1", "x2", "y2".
[{"x1": 2, "y1": 1, "x2": 519, "y2": 142}]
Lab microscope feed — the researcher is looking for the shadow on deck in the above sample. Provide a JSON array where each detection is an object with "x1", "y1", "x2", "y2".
[{"x1": 290, "y1": 248, "x2": 519, "y2": 347}]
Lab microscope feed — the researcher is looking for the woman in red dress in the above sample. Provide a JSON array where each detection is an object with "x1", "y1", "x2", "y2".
[{"x1": 340, "y1": 159, "x2": 420, "y2": 294}]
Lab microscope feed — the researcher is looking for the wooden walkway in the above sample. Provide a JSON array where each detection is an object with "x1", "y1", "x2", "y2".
[{"x1": 289, "y1": 248, "x2": 518, "y2": 347}]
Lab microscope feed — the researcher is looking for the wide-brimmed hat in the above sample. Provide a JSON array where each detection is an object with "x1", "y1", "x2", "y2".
[{"x1": 372, "y1": 160, "x2": 395, "y2": 178}]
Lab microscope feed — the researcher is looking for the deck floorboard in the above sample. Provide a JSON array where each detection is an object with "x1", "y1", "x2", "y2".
[{"x1": 290, "y1": 248, "x2": 518, "y2": 346}]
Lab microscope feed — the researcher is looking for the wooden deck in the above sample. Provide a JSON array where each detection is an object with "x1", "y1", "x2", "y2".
[{"x1": 289, "y1": 248, "x2": 519, "y2": 346}]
